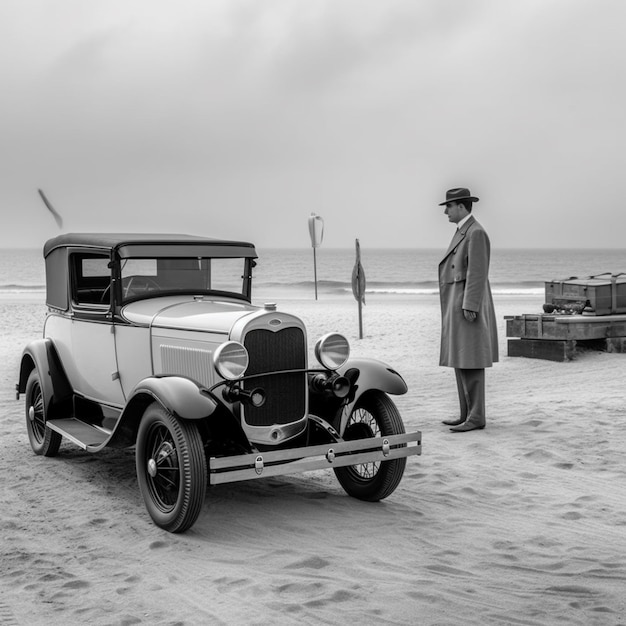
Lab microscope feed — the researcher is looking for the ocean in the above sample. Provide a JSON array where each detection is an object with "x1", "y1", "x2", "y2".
[{"x1": 1, "y1": 246, "x2": 625, "y2": 301}]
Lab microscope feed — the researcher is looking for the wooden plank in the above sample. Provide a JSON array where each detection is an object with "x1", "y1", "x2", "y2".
[
  {"x1": 506, "y1": 314, "x2": 626, "y2": 341},
  {"x1": 555, "y1": 314, "x2": 626, "y2": 324},
  {"x1": 504, "y1": 313, "x2": 626, "y2": 324},
  {"x1": 508, "y1": 336, "x2": 626, "y2": 360},
  {"x1": 506, "y1": 318, "x2": 570, "y2": 339},
  {"x1": 507, "y1": 339, "x2": 576, "y2": 362}
]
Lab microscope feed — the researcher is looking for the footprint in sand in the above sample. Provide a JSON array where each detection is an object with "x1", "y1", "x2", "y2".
[
  {"x1": 304, "y1": 588, "x2": 360, "y2": 607},
  {"x1": 285, "y1": 555, "x2": 331, "y2": 570},
  {"x1": 561, "y1": 511, "x2": 583, "y2": 520},
  {"x1": 62, "y1": 579, "x2": 90, "y2": 590},
  {"x1": 0, "y1": 601, "x2": 19, "y2": 626}
]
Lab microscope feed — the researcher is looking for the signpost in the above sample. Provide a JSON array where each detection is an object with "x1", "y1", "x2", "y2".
[
  {"x1": 352, "y1": 239, "x2": 366, "y2": 339},
  {"x1": 308, "y1": 213, "x2": 324, "y2": 300}
]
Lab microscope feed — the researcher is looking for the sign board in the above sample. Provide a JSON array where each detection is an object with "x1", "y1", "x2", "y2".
[
  {"x1": 308, "y1": 213, "x2": 324, "y2": 248},
  {"x1": 308, "y1": 213, "x2": 324, "y2": 300},
  {"x1": 352, "y1": 239, "x2": 366, "y2": 338}
]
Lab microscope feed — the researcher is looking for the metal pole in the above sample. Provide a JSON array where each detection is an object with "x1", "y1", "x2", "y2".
[
  {"x1": 313, "y1": 247, "x2": 318, "y2": 300},
  {"x1": 358, "y1": 295, "x2": 363, "y2": 339}
]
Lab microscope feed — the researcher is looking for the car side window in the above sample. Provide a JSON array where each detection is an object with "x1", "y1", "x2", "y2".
[{"x1": 70, "y1": 253, "x2": 111, "y2": 309}]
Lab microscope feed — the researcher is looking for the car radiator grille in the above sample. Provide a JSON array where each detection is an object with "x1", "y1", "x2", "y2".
[{"x1": 242, "y1": 327, "x2": 306, "y2": 427}]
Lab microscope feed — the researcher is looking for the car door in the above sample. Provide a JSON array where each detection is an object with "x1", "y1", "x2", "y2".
[{"x1": 66, "y1": 251, "x2": 126, "y2": 407}]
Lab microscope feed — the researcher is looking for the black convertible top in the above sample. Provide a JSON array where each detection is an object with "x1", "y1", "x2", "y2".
[{"x1": 43, "y1": 233, "x2": 257, "y2": 258}]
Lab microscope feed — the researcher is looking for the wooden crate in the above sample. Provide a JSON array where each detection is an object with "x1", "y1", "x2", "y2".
[
  {"x1": 545, "y1": 275, "x2": 626, "y2": 315},
  {"x1": 507, "y1": 339, "x2": 576, "y2": 362},
  {"x1": 505, "y1": 313, "x2": 626, "y2": 360}
]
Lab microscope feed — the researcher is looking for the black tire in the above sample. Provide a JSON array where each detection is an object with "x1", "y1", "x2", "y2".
[
  {"x1": 25, "y1": 370, "x2": 62, "y2": 457},
  {"x1": 135, "y1": 403, "x2": 207, "y2": 533},
  {"x1": 334, "y1": 391, "x2": 406, "y2": 502}
]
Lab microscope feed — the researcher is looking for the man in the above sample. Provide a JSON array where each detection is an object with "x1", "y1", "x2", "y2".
[{"x1": 438, "y1": 187, "x2": 498, "y2": 432}]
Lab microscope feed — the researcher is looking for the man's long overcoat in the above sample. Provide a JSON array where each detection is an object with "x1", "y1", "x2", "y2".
[{"x1": 438, "y1": 216, "x2": 499, "y2": 369}]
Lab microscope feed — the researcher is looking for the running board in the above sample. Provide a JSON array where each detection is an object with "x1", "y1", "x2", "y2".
[
  {"x1": 209, "y1": 431, "x2": 421, "y2": 485},
  {"x1": 47, "y1": 418, "x2": 111, "y2": 452}
]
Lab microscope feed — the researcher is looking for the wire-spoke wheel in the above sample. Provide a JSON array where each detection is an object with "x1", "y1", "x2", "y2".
[
  {"x1": 136, "y1": 403, "x2": 207, "y2": 533},
  {"x1": 25, "y1": 370, "x2": 62, "y2": 457},
  {"x1": 334, "y1": 391, "x2": 406, "y2": 502}
]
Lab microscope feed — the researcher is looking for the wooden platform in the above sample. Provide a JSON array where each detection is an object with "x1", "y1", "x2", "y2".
[{"x1": 505, "y1": 313, "x2": 626, "y2": 361}]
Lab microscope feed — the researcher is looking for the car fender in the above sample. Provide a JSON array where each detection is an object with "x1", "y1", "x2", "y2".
[
  {"x1": 18, "y1": 339, "x2": 73, "y2": 419},
  {"x1": 129, "y1": 376, "x2": 219, "y2": 419},
  {"x1": 106, "y1": 376, "x2": 222, "y2": 448},
  {"x1": 336, "y1": 357, "x2": 407, "y2": 433}
]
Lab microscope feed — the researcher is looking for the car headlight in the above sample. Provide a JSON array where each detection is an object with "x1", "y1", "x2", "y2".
[
  {"x1": 213, "y1": 341, "x2": 249, "y2": 380},
  {"x1": 314, "y1": 333, "x2": 350, "y2": 371}
]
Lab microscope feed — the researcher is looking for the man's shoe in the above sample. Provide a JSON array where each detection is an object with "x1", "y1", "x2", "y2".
[
  {"x1": 450, "y1": 421, "x2": 485, "y2": 432},
  {"x1": 442, "y1": 417, "x2": 466, "y2": 426}
]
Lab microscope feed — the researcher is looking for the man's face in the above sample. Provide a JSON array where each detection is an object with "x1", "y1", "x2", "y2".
[{"x1": 444, "y1": 202, "x2": 466, "y2": 224}]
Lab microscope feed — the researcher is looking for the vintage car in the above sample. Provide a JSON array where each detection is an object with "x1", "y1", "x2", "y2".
[{"x1": 16, "y1": 233, "x2": 421, "y2": 532}]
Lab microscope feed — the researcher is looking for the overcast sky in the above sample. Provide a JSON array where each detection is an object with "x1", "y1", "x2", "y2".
[{"x1": 1, "y1": 0, "x2": 625, "y2": 249}]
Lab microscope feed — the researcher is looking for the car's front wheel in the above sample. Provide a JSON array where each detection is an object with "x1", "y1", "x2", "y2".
[
  {"x1": 334, "y1": 391, "x2": 406, "y2": 501},
  {"x1": 136, "y1": 403, "x2": 207, "y2": 533},
  {"x1": 25, "y1": 369, "x2": 62, "y2": 457}
]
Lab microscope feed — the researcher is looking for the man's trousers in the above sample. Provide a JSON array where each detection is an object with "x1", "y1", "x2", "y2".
[{"x1": 454, "y1": 368, "x2": 486, "y2": 426}]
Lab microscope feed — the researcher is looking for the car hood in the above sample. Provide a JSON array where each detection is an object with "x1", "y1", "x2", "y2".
[{"x1": 121, "y1": 296, "x2": 259, "y2": 333}]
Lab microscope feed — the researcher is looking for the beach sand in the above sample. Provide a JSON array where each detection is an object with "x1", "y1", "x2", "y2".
[{"x1": 1, "y1": 293, "x2": 625, "y2": 625}]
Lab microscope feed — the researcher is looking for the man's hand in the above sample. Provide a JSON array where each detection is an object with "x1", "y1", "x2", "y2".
[{"x1": 463, "y1": 309, "x2": 477, "y2": 322}]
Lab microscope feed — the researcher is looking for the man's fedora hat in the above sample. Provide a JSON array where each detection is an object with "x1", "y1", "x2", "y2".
[{"x1": 439, "y1": 187, "x2": 480, "y2": 206}]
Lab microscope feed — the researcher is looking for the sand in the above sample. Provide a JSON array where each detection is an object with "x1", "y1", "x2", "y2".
[{"x1": 1, "y1": 293, "x2": 625, "y2": 625}]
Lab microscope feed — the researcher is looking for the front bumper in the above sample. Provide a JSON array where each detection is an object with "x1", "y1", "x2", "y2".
[{"x1": 208, "y1": 431, "x2": 421, "y2": 485}]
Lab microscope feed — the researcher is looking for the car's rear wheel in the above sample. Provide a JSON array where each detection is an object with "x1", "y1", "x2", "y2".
[
  {"x1": 25, "y1": 369, "x2": 62, "y2": 457},
  {"x1": 334, "y1": 391, "x2": 406, "y2": 501},
  {"x1": 136, "y1": 403, "x2": 207, "y2": 533}
]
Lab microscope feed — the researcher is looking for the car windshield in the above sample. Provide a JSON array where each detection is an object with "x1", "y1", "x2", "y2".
[{"x1": 120, "y1": 256, "x2": 248, "y2": 302}]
